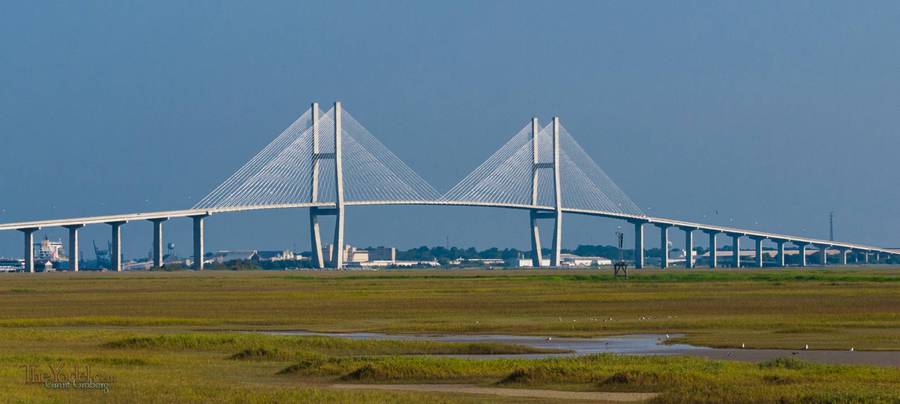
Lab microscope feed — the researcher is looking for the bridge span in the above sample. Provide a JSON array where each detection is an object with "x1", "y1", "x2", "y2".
[{"x1": 1, "y1": 102, "x2": 896, "y2": 272}]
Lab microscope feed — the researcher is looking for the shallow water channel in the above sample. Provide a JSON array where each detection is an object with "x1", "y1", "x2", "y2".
[{"x1": 261, "y1": 331, "x2": 900, "y2": 367}]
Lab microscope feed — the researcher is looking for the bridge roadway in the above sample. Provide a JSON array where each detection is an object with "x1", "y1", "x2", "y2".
[{"x1": 1, "y1": 200, "x2": 896, "y2": 272}]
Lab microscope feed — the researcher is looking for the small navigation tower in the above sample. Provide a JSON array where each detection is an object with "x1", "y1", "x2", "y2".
[{"x1": 614, "y1": 231, "x2": 628, "y2": 277}]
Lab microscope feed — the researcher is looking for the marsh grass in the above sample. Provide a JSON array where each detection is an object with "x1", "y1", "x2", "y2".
[
  {"x1": 270, "y1": 268, "x2": 900, "y2": 283},
  {"x1": 104, "y1": 333, "x2": 566, "y2": 356},
  {"x1": 0, "y1": 329, "x2": 525, "y2": 404},
  {"x1": 0, "y1": 268, "x2": 898, "y2": 402},
  {"x1": 277, "y1": 353, "x2": 900, "y2": 402},
  {"x1": 6, "y1": 287, "x2": 37, "y2": 293},
  {"x1": 0, "y1": 316, "x2": 215, "y2": 328},
  {"x1": 0, "y1": 268, "x2": 897, "y2": 349}
]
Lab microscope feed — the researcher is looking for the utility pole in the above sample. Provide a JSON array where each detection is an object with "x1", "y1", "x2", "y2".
[{"x1": 829, "y1": 212, "x2": 834, "y2": 242}]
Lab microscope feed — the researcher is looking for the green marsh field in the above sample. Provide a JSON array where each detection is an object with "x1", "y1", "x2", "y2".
[{"x1": 0, "y1": 267, "x2": 898, "y2": 402}]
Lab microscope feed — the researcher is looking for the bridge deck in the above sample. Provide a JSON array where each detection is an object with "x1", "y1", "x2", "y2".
[{"x1": 0, "y1": 202, "x2": 894, "y2": 255}]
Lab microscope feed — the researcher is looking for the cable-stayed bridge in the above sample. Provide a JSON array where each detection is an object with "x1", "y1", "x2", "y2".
[{"x1": 1, "y1": 102, "x2": 896, "y2": 272}]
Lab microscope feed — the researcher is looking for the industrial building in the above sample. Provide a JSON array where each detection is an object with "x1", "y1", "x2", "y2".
[
  {"x1": 560, "y1": 253, "x2": 613, "y2": 267},
  {"x1": 0, "y1": 258, "x2": 25, "y2": 272},
  {"x1": 211, "y1": 251, "x2": 257, "y2": 265},
  {"x1": 504, "y1": 254, "x2": 612, "y2": 268},
  {"x1": 505, "y1": 258, "x2": 550, "y2": 268},
  {"x1": 322, "y1": 245, "x2": 397, "y2": 265},
  {"x1": 450, "y1": 258, "x2": 505, "y2": 266},
  {"x1": 254, "y1": 250, "x2": 298, "y2": 261}
]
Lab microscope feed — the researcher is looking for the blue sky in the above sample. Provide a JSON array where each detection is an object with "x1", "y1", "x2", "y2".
[{"x1": 1, "y1": 1, "x2": 899, "y2": 259}]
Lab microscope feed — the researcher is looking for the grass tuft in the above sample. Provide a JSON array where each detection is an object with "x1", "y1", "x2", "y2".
[
  {"x1": 759, "y1": 357, "x2": 817, "y2": 370},
  {"x1": 229, "y1": 348, "x2": 289, "y2": 361},
  {"x1": 497, "y1": 368, "x2": 531, "y2": 384},
  {"x1": 341, "y1": 364, "x2": 379, "y2": 381},
  {"x1": 599, "y1": 371, "x2": 664, "y2": 387}
]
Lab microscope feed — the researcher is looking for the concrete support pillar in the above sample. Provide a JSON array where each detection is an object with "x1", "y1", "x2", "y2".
[
  {"x1": 875, "y1": 253, "x2": 881, "y2": 263},
  {"x1": 798, "y1": 243, "x2": 807, "y2": 267},
  {"x1": 65, "y1": 225, "x2": 84, "y2": 272},
  {"x1": 192, "y1": 215, "x2": 207, "y2": 270},
  {"x1": 683, "y1": 228, "x2": 694, "y2": 269},
  {"x1": 550, "y1": 214, "x2": 563, "y2": 267},
  {"x1": 820, "y1": 246, "x2": 829, "y2": 266},
  {"x1": 149, "y1": 219, "x2": 167, "y2": 268},
  {"x1": 333, "y1": 102, "x2": 345, "y2": 270},
  {"x1": 707, "y1": 231, "x2": 718, "y2": 269},
  {"x1": 550, "y1": 117, "x2": 563, "y2": 267},
  {"x1": 731, "y1": 234, "x2": 741, "y2": 268},
  {"x1": 309, "y1": 209, "x2": 325, "y2": 269},
  {"x1": 754, "y1": 237, "x2": 764, "y2": 268},
  {"x1": 108, "y1": 221, "x2": 125, "y2": 272},
  {"x1": 529, "y1": 211, "x2": 543, "y2": 267},
  {"x1": 549, "y1": 209, "x2": 562, "y2": 267},
  {"x1": 863, "y1": 251, "x2": 869, "y2": 264},
  {"x1": 633, "y1": 221, "x2": 645, "y2": 269},
  {"x1": 659, "y1": 224, "x2": 671, "y2": 268},
  {"x1": 776, "y1": 240, "x2": 786, "y2": 267},
  {"x1": 840, "y1": 249, "x2": 849, "y2": 265},
  {"x1": 20, "y1": 228, "x2": 37, "y2": 273}
]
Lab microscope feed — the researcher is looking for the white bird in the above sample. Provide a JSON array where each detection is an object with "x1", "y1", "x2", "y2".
[
  {"x1": 804, "y1": 344, "x2": 809, "y2": 350},
  {"x1": 545, "y1": 337, "x2": 552, "y2": 342},
  {"x1": 665, "y1": 334, "x2": 670, "y2": 339},
  {"x1": 850, "y1": 347, "x2": 854, "y2": 352},
  {"x1": 741, "y1": 343, "x2": 745, "y2": 348}
]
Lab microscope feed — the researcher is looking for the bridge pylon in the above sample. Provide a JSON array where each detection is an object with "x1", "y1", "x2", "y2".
[
  {"x1": 528, "y1": 117, "x2": 563, "y2": 268},
  {"x1": 309, "y1": 102, "x2": 345, "y2": 269}
]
